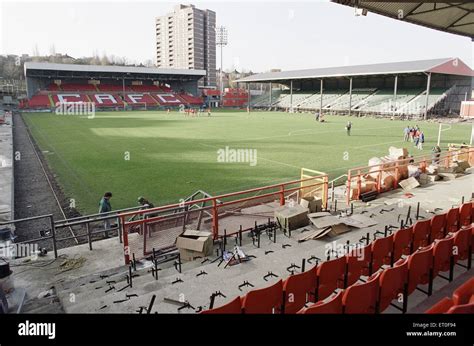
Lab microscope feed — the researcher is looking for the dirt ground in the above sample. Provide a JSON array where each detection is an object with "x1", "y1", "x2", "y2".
[{"x1": 13, "y1": 112, "x2": 81, "y2": 249}]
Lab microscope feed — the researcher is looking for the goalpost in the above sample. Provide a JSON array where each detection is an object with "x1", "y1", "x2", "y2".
[
  {"x1": 438, "y1": 122, "x2": 474, "y2": 147},
  {"x1": 436, "y1": 123, "x2": 452, "y2": 146}
]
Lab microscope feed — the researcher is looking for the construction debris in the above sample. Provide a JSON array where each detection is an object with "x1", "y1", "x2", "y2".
[
  {"x1": 274, "y1": 204, "x2": 309, "y2": 231},
  {"x1": 399, "y1": 177, "x2": 420, "y2": 191}
]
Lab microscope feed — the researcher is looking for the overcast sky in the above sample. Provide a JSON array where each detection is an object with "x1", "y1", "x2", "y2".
[{"x1": 0, "y1": 0, "x2": 472, "y2": 72}]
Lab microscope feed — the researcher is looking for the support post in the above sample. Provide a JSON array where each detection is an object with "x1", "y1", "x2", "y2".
[
  {"x1": 269, "y1": 82, "x2": 272, "y2": 106},
  {"x1": 319, "y1": 79, "x2": 323, "y2": 119},
  {"x1": 393, "y1": 75, "x2": 398, "y2": 101},
  {"x1": 247, "y1": 83, "x2": 250, "y2": 109},
  {"x1": 122, "y1": 218, "x2": 130, "y2": 265},
  {"x1": 212, "y1": 199, "x2": 219, "y2": 239},
  {"x1": 49, "y1": 215, "x2": 57, "y2": 259},
  {"x1": 86, "y1": 222, "x2": 92, "y2": 251},
  {"x1": 424, "y1": 72, "x2": 431, "y2": 120},
  {"x1": 290, "y1": 80, "x2": 293, "y2": 112},
  {"x1": 348, "y1": 77, "x2": 352, "y2": 116}
]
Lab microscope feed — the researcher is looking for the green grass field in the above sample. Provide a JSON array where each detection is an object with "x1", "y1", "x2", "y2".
[{"x1": 23, "y1": 110, "x2": 472, "y2": 214}]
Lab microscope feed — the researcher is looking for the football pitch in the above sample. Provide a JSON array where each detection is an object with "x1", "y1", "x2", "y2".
[{"x1": 22, "y1": 110, "x2": 472, "y2": 214}]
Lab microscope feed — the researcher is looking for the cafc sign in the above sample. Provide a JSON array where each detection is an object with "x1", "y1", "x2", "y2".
[{"x1": 18, "y1": 320, "x2": 56, "y2": 339}]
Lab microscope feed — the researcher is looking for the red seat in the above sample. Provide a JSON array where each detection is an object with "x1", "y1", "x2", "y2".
[
  {"x1": 342, "y1": 272, "x2": 380, "y2": 314},
  {"x1": 200, "y1": 296, "x2": 242, "y2": 314},
  {"x1": 378, "y1": 258, "x2": 408, "y2": 313},
  {"x1": 371, "y1": 234, "x2": 394, "y2": 273},
  {"x1": 425, "y1": 297, "x2": 454, "y2": 313},
  {"x1": 446, "y1": 207, "x2": 460, "y2": 233},
  {"x1": 393, "y1": 227, "x2": 413, "y2": 261},
  {"x1": 432, "y1": 235, "x2": 454, "y2": 280},
  {"x1": 430, "y1": 214, "x2": 446, "y2": 241},
  {"x1": 459, "y1": 202, "x2": 473, "y2": 227},
  {"x1": 446, "y1": 302, "x2": 474, "y2": 314},
  {"x1": 297, "y1": 291, "x2": 343, "y2": 314},
  {"x1": 315, "y1": 256, "x2": 346, "y2": 302},
  {"x1": 453, "y1": 227, "x2": 472, "y2": 268},
  {"x1": 452, "y1": 277, "x2": 474, "y2": 305},
  {"x1": 242, "y1": 280, "x2": 283, "y2": 314},
  {"x1": 283, "y1": 265, "x2": 317, "y2": 314},
  {"x1": 345, "y1": 244, "x2": 371, "y2": 287},
  {"x1": 412, "y1": 220, "x2": 431, "y2": 251},
  {"x1": 407, "y1": 244, "x2": 434, "y2": 295}
]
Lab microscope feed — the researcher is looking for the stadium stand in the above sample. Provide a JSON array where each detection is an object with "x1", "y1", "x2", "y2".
[
  {"x1": 89, "y1": 94, "x2": 124, "y2": 107},
  {"x1": 426, "y1": 277, "x2": 474, "y2": 313},
  {"x1": 51, "y1": 94, "x2": 90, "y2": 104},
  {"x1": 238, "y1": 58, "x2": 471, "y2": 117},
  {"x1": 123, "y1": 93, "x2": 159, "y2": 106},
  {"x1": 61, "y1": 83, "x2": 97, "y2": 92},
  {"x1": 97, "y1": 84, "x2": 132, "y2": 92},
  {"x1": 325, "y1": 88, "x2": 376, "y2": 110},
  {"x1": 21, "y1": 83, "x2": 209, "y2": 109},
  {"x1": 27, "y1": 94, "x2": 53, "y2": 108},
  {"x1": 200, "y1": 201, "x2": 472, "y2": 314},
  {"x1": 178, "y1": 93, "x2": 203, "y2": 105}
]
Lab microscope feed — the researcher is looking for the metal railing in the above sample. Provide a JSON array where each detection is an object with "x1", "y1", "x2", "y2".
[
  {"x1": 346, "y1": 146, "x2": 474, "y2": 205},
  {"x1": 119, "y1": 173, "x2": 329, "y2": 264},
  {"x1": 0, "y1": 204, "x2": 148, "y2": 259}
]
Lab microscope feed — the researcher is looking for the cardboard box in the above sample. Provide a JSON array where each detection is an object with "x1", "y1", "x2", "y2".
[
  {"x1": 176, "y1": 230, "x2": 213, "y2": 262},
  {"x1": 299, "y1": 196, "x2": 323, "y2": 213},
  {"x1": 388, "y1": 146, "x2": 408, "y2": 160},
  {"x1": 399, "y1": 177, "x2": 420, "y2": 191},
  {"x1": 274, "y1": 204, "x2": 309, "y2": 231}
]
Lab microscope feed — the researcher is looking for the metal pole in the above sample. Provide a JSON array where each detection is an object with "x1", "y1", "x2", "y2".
[
  {"x1": 437, "y1": 123, "x2": 442, "y2": 146},
  {"x1": 86, "y1": 222, "x2": 92, "y2": 250},
  {"x1": 220, "y1": 44, "x2": 223, "y2": 106},
  {"x1": 269, "y1": 82, "x2": 272, "y2": 106},
  {"x1": 470, "y1": 123, "x2": 474, "y2": 146},
  {"x1": 348, "y1": 77, "x2": 352, "y2": 116},
  {"x1": 247, "y1": 83, "x2": 250, "y2": 109},
  {"x1": 122, "y1": 78, "x2": 125, "y2": 111},
  {"x1": 290, "y1": 80, "x2": 293, "y2": 112},
  {"x1": 393, "y1": 75, "x2": 398, "y2": 101},
  {"x1": 424, "y1": 72, "x2": 431, "y2": 120},
  {"x1": 49, "y1": 215, "x2": 58, "y2": 259},
  {"x1": 320, "y1": 79, "x2": 323, "y2": 119}
]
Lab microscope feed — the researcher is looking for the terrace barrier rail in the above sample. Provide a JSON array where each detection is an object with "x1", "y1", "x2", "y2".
[
  {"x1": 346, "y1": 146, "x2": 474, "y2": 205},
  {"x1": 119, "y1": 173, "x2": 329, "y2": 264}
]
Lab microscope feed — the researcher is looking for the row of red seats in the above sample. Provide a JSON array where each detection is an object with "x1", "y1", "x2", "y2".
[
  {"x1": 27, "y1": 94, "x2": 52, "y2": 108},
  {"x1": 22, "y1": 92, "x2": 204, "y2": 108},
  {"x1": 202, "y1": 202, "x2": 473, "y2": 314},
  {"x1": 426, "y1": 277, "x2": 474, "y2": 313},
  {"x1": 179, "y1": 94, "x2": 204, "y2": 105},
  {"x1": 45, "y1": 83, "x2": 171, "y2": 93}
]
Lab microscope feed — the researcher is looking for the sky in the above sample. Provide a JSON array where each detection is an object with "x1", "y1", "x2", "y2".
[{"x1": 0, "y1": 0, "x2": 472, "y2": 72}]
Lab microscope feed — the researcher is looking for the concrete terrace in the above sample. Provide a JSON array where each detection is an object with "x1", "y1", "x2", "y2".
[
  {"x1": 6, "y1": 169, "x2": 474, "y2": 313},
  {"x1": 0, "y1": 110, "x2": 13, "y2": 228}
]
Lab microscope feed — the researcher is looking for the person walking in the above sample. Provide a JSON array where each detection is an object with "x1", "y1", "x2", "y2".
[
  {"x1": 346, "y1": 121, "x2": 352, "y2": 136},
  {"x1": 414, "y1": 128, "x2": 420, "y2": 148},
  {"x1": 409, "y1": 127, "x2": 415, "y2": 142},
  {"x1": 99, "y1": 192, "x2": 113, "y2": 238},
  {"x1": 403, "y1": 126, "x2": 410, "y2": 141},
  {"x1": 417, "y1": 131, "x2": 424, "y2": 150}
]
